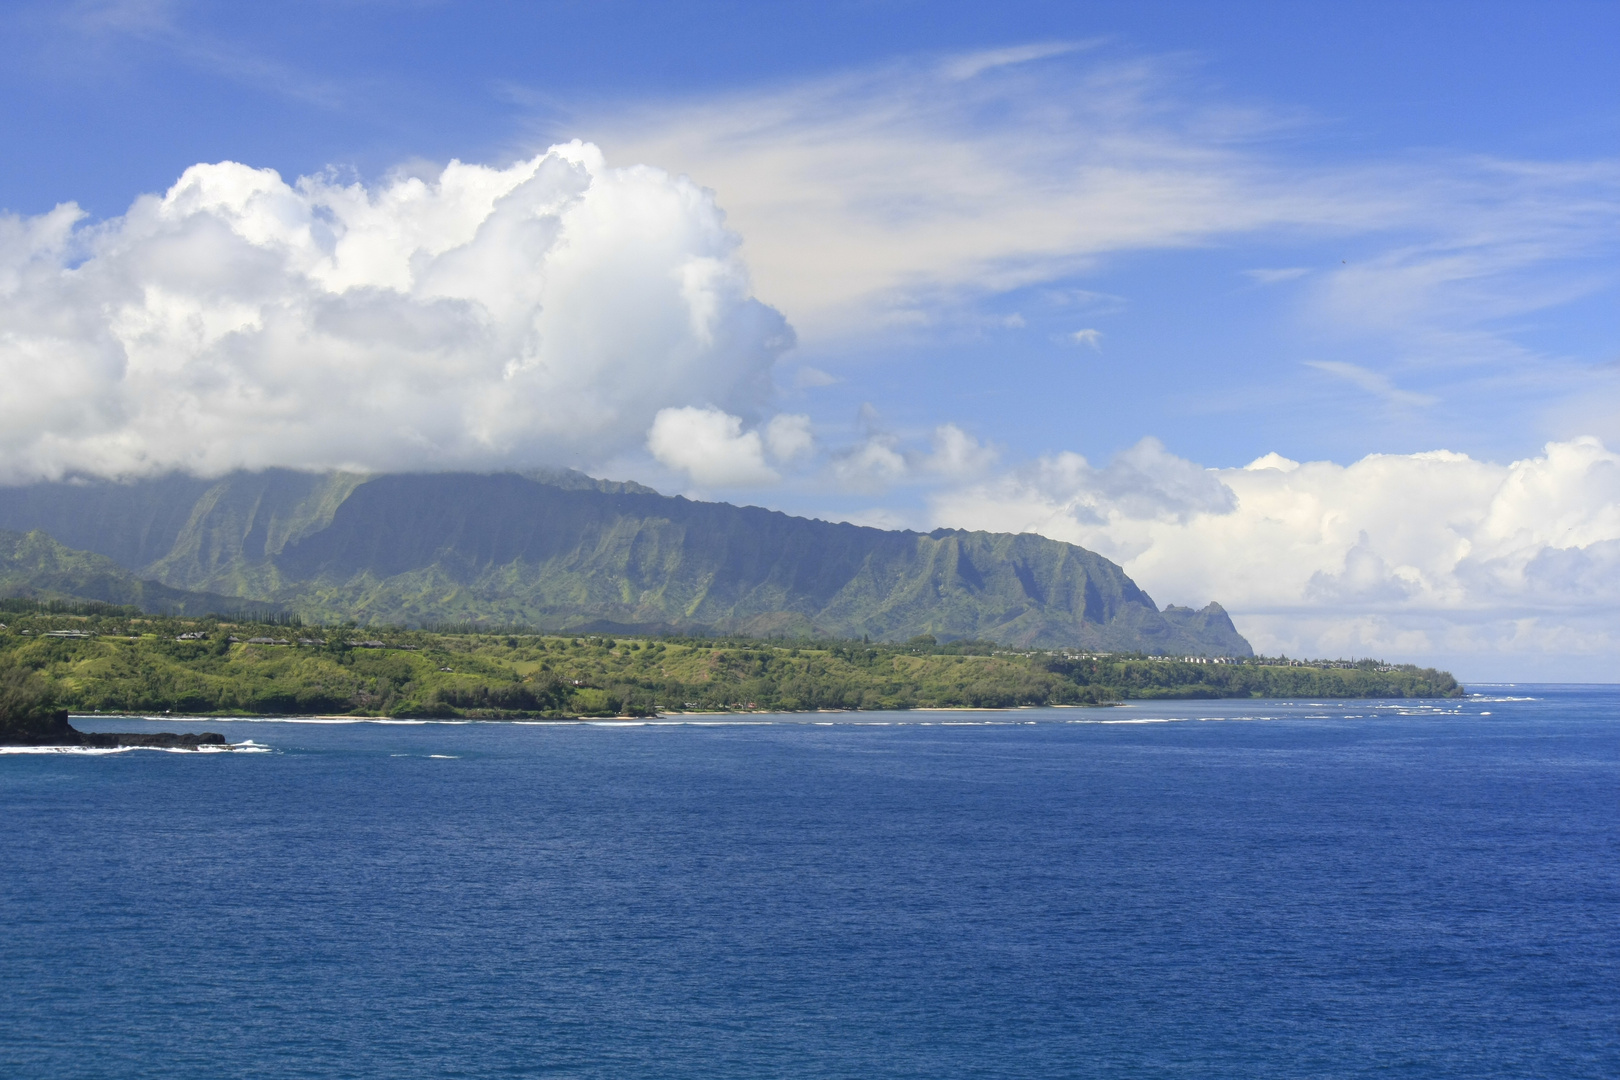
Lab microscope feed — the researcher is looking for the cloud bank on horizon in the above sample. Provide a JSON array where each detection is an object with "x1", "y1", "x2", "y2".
[
  {"x1": 925, "y1": 432, "x2": 1620, "y2": 674},
  {"x1": 0, "y1": 142, "x2": 790, "y2": 481}
]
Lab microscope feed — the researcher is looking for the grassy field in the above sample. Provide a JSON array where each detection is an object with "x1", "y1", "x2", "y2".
[{"x1": 0, "y1": 603, "x2": 1463, "y2": 719}]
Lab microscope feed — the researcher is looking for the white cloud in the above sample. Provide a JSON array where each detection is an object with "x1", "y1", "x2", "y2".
[
  {"x1": 647, "y1": 406, "x2": 778, "y2": 487},
  {"x1": 940, "y1": 41, "x2": 1090, "y2": 81},
  {"x1": 930, "y1": 436, "x2": 1620, "y2": 675},
  {"x1": 1070, "y1": 328, "x2": 1103, "y2": 349},
  {"x1": 831, "y1": 436, "x2": 908, "y2": 492},
  {"x1": 1044, "y1": 288, "x2": 1128, "y2": 314},
  {"x1": 763, "y1": 413, "x2": 814, "y2": 462},
  {"x1": 792, "y1": 365, "x2": 841, "y2": 388},
  {"x1": 1245, "y1": 267, "x2": 1310, "y2": 284},
  {"x1": 821, "y1": 422, "x2": 998, "y2": 492},
  {"x1": 0, "y1": 143, "x2": 791, "y2": 482},
  {"x1": 921, "y1": 424, "x2": 998, "y2": 479}
]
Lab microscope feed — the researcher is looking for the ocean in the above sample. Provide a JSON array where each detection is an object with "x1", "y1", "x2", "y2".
[{"x1": 2, "y1": 690, "x2": 1616, "y2": 1078}]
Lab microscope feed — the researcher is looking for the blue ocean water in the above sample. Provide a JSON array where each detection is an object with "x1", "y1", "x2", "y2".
[{"x1": 2, "y1": 690, "x2": 1617, "y2": 1079}]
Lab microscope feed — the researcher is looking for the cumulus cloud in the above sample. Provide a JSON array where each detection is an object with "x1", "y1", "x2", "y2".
[
  {"x1": 932, "y1": 437, "x2": 1237, "y2": 551},
  {"x1": 1070, "y1": 328, "x2": 1103, "y2": 349},
  {"x1": 0, "y1": 142, "x2": 791, "y2": 482},
  {"x1": 646, "y1": 406, "x2": 780, "y2": 487},
  {"x1": 921, "y1": 424, "x2": 998, "y2": 479},
  {"x1": 931, "y1": 436, "x2": 1620, "y2": 671},
  {"x1": 825, "y1": 422, "x2": 999, "y2": 492},
  {"x1": 763, "y1": 413, "x2": 814, "y2": 462},
  {"x1": 831, "y1": 436, "x2": 909, "y2": 492}
]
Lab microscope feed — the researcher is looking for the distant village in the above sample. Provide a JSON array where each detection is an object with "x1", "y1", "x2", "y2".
[{"x1": 1049, "y1": 651, "x2": 1405, "y2": 672}]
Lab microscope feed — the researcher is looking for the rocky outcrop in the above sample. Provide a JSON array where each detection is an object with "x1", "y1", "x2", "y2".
[
  {"x1": 0, "y1": 706, "x2": 77, "y2": 745},
  {"x1": 75, "y1": 730, "x2": 228, "y2": 749},
  {"x1": 0, "y1": 707, "x2": 226, "y2": 749}
]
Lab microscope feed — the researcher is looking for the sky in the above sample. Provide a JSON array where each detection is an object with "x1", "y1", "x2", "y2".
[{"x1": 1, "y1": 0, "x2": 1617, "y2": 679}]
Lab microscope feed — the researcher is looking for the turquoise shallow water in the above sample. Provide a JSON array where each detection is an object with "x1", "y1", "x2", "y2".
[{"x1": 2, "y1": 690, "x2": 1617, "y2": 1078}]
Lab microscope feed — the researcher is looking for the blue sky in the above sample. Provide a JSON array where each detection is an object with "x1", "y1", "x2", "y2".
[
  {"x1": 3, "y1": 2, "x2": 1614, "y2": 204},
  {"x1": 4, "y1": 1, "x2": 1614, "y2": 467},
  {"x1": 1, "y1": 1, "x2": 1618, "y2": 677}
]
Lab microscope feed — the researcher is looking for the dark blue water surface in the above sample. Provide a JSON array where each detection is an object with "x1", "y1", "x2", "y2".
[{"x1": 3, "y1": 689, "x2": 1617, "y2": 1078}]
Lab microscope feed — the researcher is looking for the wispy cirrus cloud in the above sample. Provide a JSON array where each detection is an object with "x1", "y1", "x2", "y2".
[
  {"x1": 1304, "y1": 361, "x2": 1437, "y2": 408},
  {"x1": 590, "y1": 45, "x2": 1321, "y2": 338},
  {"x1": 792, "y1": 365, "x2": 841, "y2": 388},
  {"x1": 1244, "y1": 266, "x2": 1310, "y2": 284},
  {"x1": 586, "y1": 44, "x2": 1619, "y2": 383},
  {"x1": 35, "y1": 0, "x2": 365, "y2": 111},
  {"x1": 939, "y1": 40, "x2": 1092, "y2": 81}
]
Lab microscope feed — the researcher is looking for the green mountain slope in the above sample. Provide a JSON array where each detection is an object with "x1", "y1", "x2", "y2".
[
  {"x1": 0, "y1": 530, "x2": 276, "y2": 616},
  {"x1": 0, "y1": 471, "x2": 1252, "y2": 654}
]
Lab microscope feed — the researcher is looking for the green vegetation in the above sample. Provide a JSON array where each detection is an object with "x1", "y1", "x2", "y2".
[
  {"x1": 0, "y1": 642, "x2": 71, "y2": 744},
  {"x1": 0, "y1": 605, "x2": 1462, "y2": 720},
  {"x1": 0, "y1": 529, "x2": 280, "y2": 618}
]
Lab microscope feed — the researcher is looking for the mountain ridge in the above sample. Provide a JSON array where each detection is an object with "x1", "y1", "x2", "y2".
[{"x1": 0, "y1": 470, "x2": 1252, "y2": 654}]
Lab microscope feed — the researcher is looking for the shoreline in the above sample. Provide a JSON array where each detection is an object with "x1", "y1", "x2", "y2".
[
  {"x1": 61, "y1": 695, "x2": 1474, "y2": 728},
  {"x1": 5, "y1": 694, "x2": 1506, "y2": 747},
  {"x1": 66, "y1": 701, "x2": 1143, "y2": 725}
]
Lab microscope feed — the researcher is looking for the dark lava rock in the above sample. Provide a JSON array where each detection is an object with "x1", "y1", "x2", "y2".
[
  {"x1": 0, "y1": 709, "x2": 226, "y2": 749},
  {"x1": 76, "y1": 730, "x2": 228, "y2": 749},
  {"x1": 0, "y1": 707, "x2": 78, "y2": 746}
]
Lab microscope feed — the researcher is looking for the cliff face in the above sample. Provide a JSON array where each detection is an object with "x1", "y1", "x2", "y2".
[{"x1": 0, "y1": 470, "x2": 1252, "y2": 655}]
